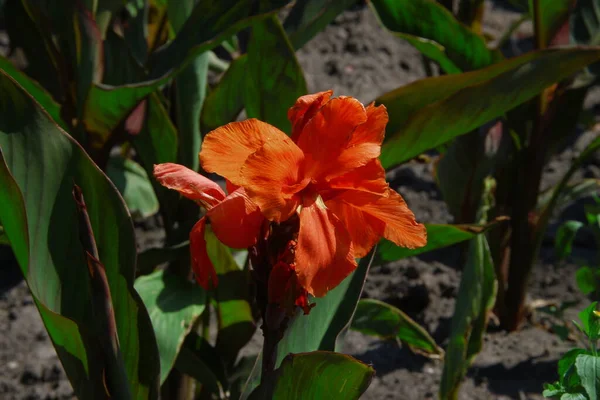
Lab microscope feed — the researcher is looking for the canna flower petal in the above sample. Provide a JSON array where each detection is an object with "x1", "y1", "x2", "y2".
[
  {"x1": 327, "y1": 158, "x2": 389, "y2": 195},
  {"x1": 332, "y1": 190, "x2": 427, "y2": 249},
  {"x1": 200, "y1": 119, "x2": 288, "y2": 185},
  {"x1": 288, "y1": 90, "x2": 333, "y2": 141},
  {"x1": 326, "y1": 200, "x2": 384, "y2": 259},
  {"x1": 154, "y1": 163, "x2": 226, "y2": 208},
  {"x1": 295, "y1": 200, "x2": 356, "y2": 297},
  {"x1": 296, "y1": 97, "x2": 368, "y2": 179},
  {"x1": 190, "y1": 217, "x2": 218, "y2": 290},
  {"x1": 207, "y1": 188, "x2": 264, "y2": 249},
  {"x1": 241, "y1": 137, "x2": 307, "y2": 222},
  {"x1": 323, "y1": 103, "x2": 389, "y2": 181}
]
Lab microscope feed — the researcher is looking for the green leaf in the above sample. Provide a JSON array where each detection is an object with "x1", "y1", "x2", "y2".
[
  {"x1": 0, "y1": 56, "x2": 65, "y2": 129},
  {"x1": 85, "y1": 0, "x2": 291, "y2": 140},
  {"x1": 379, "y1": 48, "x2": 600, "y2": 169},
  {"x1": 536, "y1": 138, "x2": 600, "y2": 254},
  {"x1": 576, "y1": 267, "x2": 598, "y2": 295},
  {"x1": 205, "y1": 227, "x2": 256, "y2": 363},
  {"x1": 559, "y1": 348, "x2": 588, "y2": 388},
  {"x1": 440, "y1": 234, "x2": 497, "y2": 399},
  {"x1": 245, "y1": 16, "x2": 307, "y2": 133},
  {"x1": 269, "y1": 352, "x2": 374, "y2": 400},
  {"x1": 106, "y1": 156, "x2": 159, "y2": 218},
  {"x1": 137, "y1": 241, "x2": 190, "y2": 276},
  {"x1": 201, "y1": 56, "x2": 247, "y2": 133},
  {"x1": 537, "y1": 179, "x2": 600, "y2": 213},
  {"x1": 397, "y1": 35, "x2": 462, "y2": 74},
  {"x1": 168, "y1": 0, "x2": 209, "y2": 171},
  {"x1": 148, "y1": 0, "x2": 292, "y2": 80},
  {"x1": 577, "y1": 302, "x2": 600, "y2": 341},
  {"x1": 241, "y1": 252, "x2": 375, "y2": 399},
  {"x1": 576, "y1": 354, "x2": 600, "y2": 399},
  {"x1": 351, "y1": 299, "x2": 443, "y2": 357},
  {"x1": 135, "y1": 269, "x2": 206, "y2": 384},
  {"x1": 542, "y1": 381, "x2": 565, "y2": 398},
  {"x1": 0, "y1": 72, "x2": 159, "y2": 397},
  {"x1": 555, "y1": 221, "x2": 585, "y2": 260},
  {"x1": 570, "y1": 0, "x2": 600, "y2": 80},
  {"x1": 368, "y1": 0, "x2": 500, "y2": 71},
  {"x1": 378, "y1": 218, "x2": 508, "y2": 261},
  {"x1": 283, "y1": 0, "x2": 357, "y2": 50}
]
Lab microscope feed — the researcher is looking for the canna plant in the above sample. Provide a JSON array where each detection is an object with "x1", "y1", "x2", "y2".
[{"x1": 1, "y1": 0, "x2": 600, "y2": 399}]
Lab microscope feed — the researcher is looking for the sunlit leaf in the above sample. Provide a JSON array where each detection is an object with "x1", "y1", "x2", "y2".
[
  {"x1": 378, "y1": 218, "x2": 508, "y2": 261},
  {"x1": 0, "y1": 71, "x2": 159, "y2": 398},
  {"x1": 135, "y1": 269, "x2": 206, "y2": 384},
  {"x1": 379, "y1": 48, "x2": 600, "y2": 169},
  {"x1": 576, "y1": 354, "x2": 600, "y2": 399},
  {"x1": 369, "y1": 0, "x2": 500, "y2": 71}
]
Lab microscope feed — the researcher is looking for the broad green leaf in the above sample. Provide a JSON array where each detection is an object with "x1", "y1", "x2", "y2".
[
  {"x1": 135, "y1": 269, "x2": 206, "y2": 384},
  {"x1": 379, "y1": 48, "x2": 600, "y2": 169},
  {"x1": 245, "y1": 16, "x2": 307, "y2": 133},
  {"x1": 205, "y1": 227, "x2": 256, "y2": 363},
  {"x1": 576, "y1": 354, "x2": 600, "y2": 399},
  {"x1": 351, "y1": 299, "x2": 443, "y2": 357},
  {"x1": 533, "y1": 0, "x2": 575, "y2": 48},
  {"x1": 106, "y1": 156, "x2": 159, "y2": 218},
  {"x1": 397, "y1": 34, "x2": 462, "y2": 74},
  {"x1": 241, "y1": 252, "x2": 375, "y2": 399},
  {"x1": 85, "y1": 0, "x2": 291, "y2": 139},
  {"x1": 270, "y1": 352, "x2": 374, "y2": 400},
  {"x1": 378, "y1": 218, "x2": 507, "y2": 261},
  {"x1": 201, "y1": 55, "x2": 247, "y2": 133},
  {"x1": 560, "y1": 393, "x2": 588, "y2": 400},
  {"x1": 369, "y1": 0, "x2": 500, "y2": 71},
  {"x1": 555, "y1": 221, "x2": 585, "y2": 260},
  {"x1": 576, "y1": 267, "x2": 598, "y2": 295},
  {"x1": 283, "y1": 0, "x2": 357, "y2": 49},
  {"x1": 148, "y1": 0, "x2": 292, "y2": 80},
  {"x1": 168, "y1": 0, "x2": 209, "y2": 171},
  {"x1": 559, "y1": 348, "x2": 588, "y2": 388},
  {"x1": 440, "y1": 234, "x2": 497, "y2": 400},
  {"x1": 137, "y1": 241, "x2": 190, "y2": 276},
  {"x1": 0, "y1": 72, "x2": 159, "y2": 398},
  {"x1": 0, "y1": 56, "x2": 65, "y2": 129}
]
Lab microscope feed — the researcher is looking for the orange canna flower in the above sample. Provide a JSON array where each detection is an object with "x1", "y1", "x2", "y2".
[
  {"x1": 153, "y1": 163, "x2": 263, "y2": 289},
  {"x1": 199, "y1": 90, "x2": 427, "y2": 298}
]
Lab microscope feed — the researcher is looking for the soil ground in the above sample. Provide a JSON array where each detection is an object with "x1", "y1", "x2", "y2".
[{"x1": 1, "y1": 1, "x2": 600, "y2": 399}]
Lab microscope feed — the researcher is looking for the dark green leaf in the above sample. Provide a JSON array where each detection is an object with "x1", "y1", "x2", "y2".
[
  {"x1": 577, "y1": 302, "x2": 600, "y2": 341},
  {"x1": 106, "y1": 156, "x2": 159, "y2": 218},
  {"x1": 379, "y1": 48, "x2": 600, "y2": 169},
  {"x1": 378, "y1": 218, "x2": 508, "y2": 261},
  {"x1": 440, "y1": 234, "x2": 497, "y2": 399},
  {"x1": 555, "y1": 221, "x2": 584, "y2": 260},
  {"x1": 205, "y1": 227, "x2": 256, "y2": 363},
  {"x1": 201, "y1": 56, "x2": 247, "y2": 133},
  {"x1": 534, "y1": 0, "x2": 575, "y2": 48},
  {"x1": 537, "y1": 179, "x2": 600, "y2": 213},
  {"x1": 576, "y1": 267, "x2": 598, "y2": 295},
  {"x1": 0, "y1": 72, "x2": 159, "y2": 398},
  {"x1": 270, "y1": 351, "x2": 374, "y2": 400},
  {"x1": 168, "y1": 0, "x2": 209, "y2": 171},
  {"x1": 137, "y1": 241, "x2": 190, "y2": 276},
  {"x1": 369, "y1": 0, "x2": 500, "y2": 71},
  {"x1": 241, "y1": 252, "x2": 375, "y2": 399},
  {"x1": 559, "y1": 348, "x2": 588, "y2": 388},
  {"x1": 245, "y1": 16, "x2": 307, "y2": 133},
  {"x1": 570, "y1": 0, "x2": 600, "y2": 80},
  {"x1": 397, "y1": 34, "x2": 462, "y2": 74},
  {"x1": 283, "y1": 0, "x2": 357, "y2": 49},
  {"x1": 351, "y1": 299, "x2": 443, "y2": 357},
  {"x1": 135, "y1": 269, "x2": 206, "y2": 384},
  {"x1": 148, "y1": 0, "x2": 292, "y2": 80},
  {"x1": 576, "y1": 354, "x2": 600, "y2": 399}
]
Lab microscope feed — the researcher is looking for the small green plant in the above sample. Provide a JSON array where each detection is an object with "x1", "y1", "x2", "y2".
[
  {"x1": 556, "y1": 194, "x2": 600, "y2": 296},
  {"x1": 543, "y1": 302, "x2": 600, "y2": 399}
]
